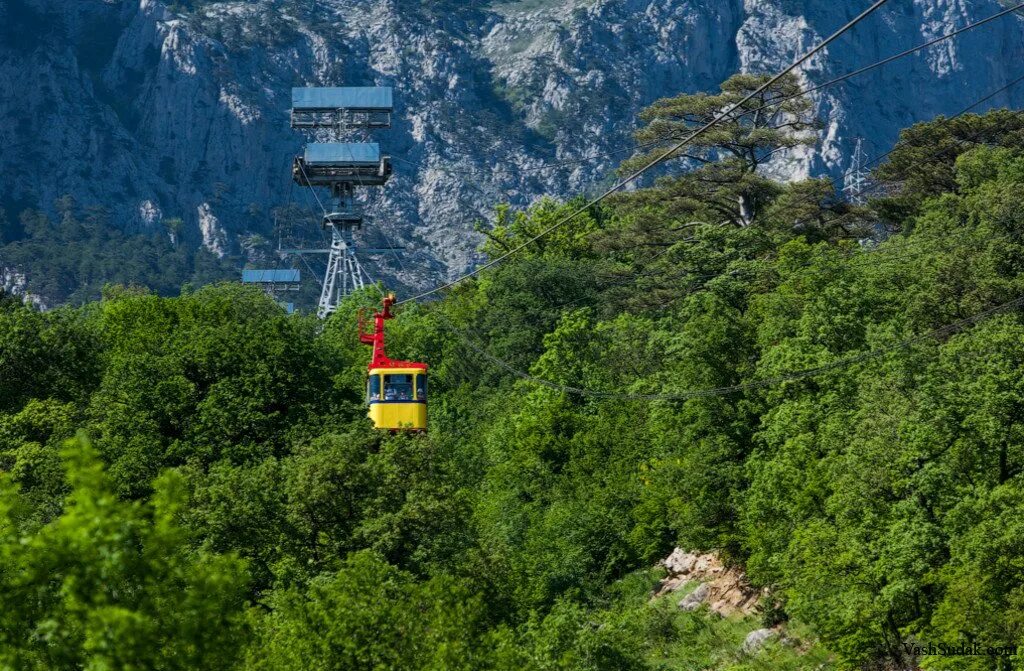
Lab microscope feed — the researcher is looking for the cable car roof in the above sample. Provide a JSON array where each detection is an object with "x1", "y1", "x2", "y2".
[
  {"x1": 369, "y1": 361, "x2": 428, "y2": 371},
  {"x1": 292, "y1": 87, "x2": 393, "y2": 112},
  {"x1": 304, "y1": 142, "x2": 381, "y2": 166}
]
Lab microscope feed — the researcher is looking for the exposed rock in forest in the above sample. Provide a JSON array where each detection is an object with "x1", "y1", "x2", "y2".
[
  {"x1": 657, "y1": 548, "x2": 762, "y2": 617},
  {"x1": 742, "y1": 628, "x2": 780, "y2": 654}
]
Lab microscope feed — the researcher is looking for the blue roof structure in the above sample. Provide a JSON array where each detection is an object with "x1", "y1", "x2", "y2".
[
  {"x1": 292, "y1": 87, "x2": 393, "y2": 112},
  {"x1": 304, "y1": 143, "x2": 381, "y2": 166},
  {"x1": 242, "y1": 269, "x2": 301, "y2": 284}
]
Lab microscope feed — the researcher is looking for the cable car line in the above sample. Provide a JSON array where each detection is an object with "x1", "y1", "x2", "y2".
[
  {"x1": 455, "y1": 293, "x2": 1024, "y2": 402},
  {"x1": 389, "y1": 1, "x2": 1023, "y2": 184},
  {"x1": 759, "y1": 70, "x2": 1024, "y2": 243},
  {"x1": 297, "y1": 160, "x2": 329, "y2": 216},
  {"x1": 408, "y1": 4, "x2": 1017, "y2": 308},
  {"x1": 349, "y1": 154, "x2": 408, "y2": 273},
  {"x1": 286, "y1": 4, "x2": 1021, "y2": 308},
  {"x1": 628, "y1": 68, "x2": 1024, "y2": 283},
  {"x1": 739, "y1": 1, "x2": 1024, "y2": 129},
  {"x1": 285, "y1": 57, "x2": 1024, "y2": 305},
  {"x1": 849, "y1": 70, "x2": 1024, "y2": 179},
  {"x1": 391, "y1": 61, "x2": 1023, "y2": 311},
  {"x1": 548, "y1": 87, "x2": 1024, "y2": 318},
  {"x1": 397, "y1": 0, "x2": 891, "y2": 305},
  {"x1": 276, "y1": 2, "x2": 1022, "y2": 303},
  {"x1": 428, "y1": 63, "x2": 1024, "y2": 400},
  {"x1": 441, "y1": 63, "x2": 1024, "y2": 400},
  {"x1": 328, "y1": 4, "x2": 1023, "y2": 422},
  {"x1": 296, "y1": 252, "x2": 325, "y2": 290},
  {"x1": 447, "y1": 69, "x2": 1024, "y2": 320},
  {"x1": 279, "y1": 11, "x2": 1023, "y2": 413},
  {"x1": 381, "y1": 14, "x2": 1024, "y2": 312},
  {"x1": 762, "y1": 69, "x2": 1024, "y2": 239}
]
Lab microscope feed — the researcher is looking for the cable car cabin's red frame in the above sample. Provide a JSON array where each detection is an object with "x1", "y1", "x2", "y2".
[{"x1": 359, "y1": 294, "x2": 427, "y2": 432}]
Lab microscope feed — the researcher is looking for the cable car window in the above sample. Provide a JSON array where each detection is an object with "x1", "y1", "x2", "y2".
[
  {"x1": 416, "y1": 374, "x2": 427, "y2": 401},
  {"x1": 384, "y1": 374, "x2": 413, "y2": 401},
  {"x1": 368, "y1": 375, "x2": 381, "y2": 402}
]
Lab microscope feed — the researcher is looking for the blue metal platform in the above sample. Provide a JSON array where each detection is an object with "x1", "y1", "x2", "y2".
[
  {"x1": 292, "y1": 87, "x2": 393, "y2": 112},
  {"x1": 304, "y1": 143, "x2": 381, "y2": 166},
  {"x1": 242, "y1": 269, "x2": 301, "y2": 284}
]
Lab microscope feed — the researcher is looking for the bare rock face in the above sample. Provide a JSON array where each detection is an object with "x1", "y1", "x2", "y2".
[
  {"x1": 657, "y1": 548, "x2": 762, "y2": 617},
  {"x1": 678, "y1": 582, "x2": 710, "y2": 611},
  {"x1": 2, "y1": 0, "x2": 1024, "y2": 303},
  {"x1": 742, "y1": 627, "x2": 779, "y2": 654},
  {"x1": 1, "y1": 268, "x2": 46, "y2": 310}
]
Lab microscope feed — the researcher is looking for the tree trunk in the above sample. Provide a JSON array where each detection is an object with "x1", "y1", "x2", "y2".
[{"x1": 738, "y1": 193, "x2": 754, "y2": 227}]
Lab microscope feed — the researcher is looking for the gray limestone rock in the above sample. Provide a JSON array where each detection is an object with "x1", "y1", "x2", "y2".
[
  {"x1": 742, "y1": 628, "x2": 779, "y2": 654},
  {"x1": 677, "y1": 582, "x2": 710, "y2": 611},
  {"x1": 3, "y1": 0, "x2": 1023, "y2": 303}
]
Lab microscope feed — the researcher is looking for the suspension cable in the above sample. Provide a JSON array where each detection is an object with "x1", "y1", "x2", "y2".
[
  {"x1": 397, "y1": 0, "x2": 892, "y2": 304},
  {"x1": 296, "y1": 159, "x2": 329, "y2": 216},
  {"x1": 431, "y1": 68, "x2": 1024, "y2": 400},
  {"x1": 509, "y1": 65, "x2": 1024, "y2": 312},
  {"x1": 390, "y1": 6, "x2": 1024, "y2": 401},
  {"x1": 455, "y1": 294, "x2": 1024, "y2": 401},
  {"x1": 392, "y1": 2, "x2": 1024, "y2": 182}
]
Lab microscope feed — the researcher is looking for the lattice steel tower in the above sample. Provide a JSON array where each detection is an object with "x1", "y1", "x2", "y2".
[
  {"x1": 843, "y1": 137, "x2": 870, "y2": 205},
  {"x1": 290, "y1": 87, "x2": 394, "y2": 318}
]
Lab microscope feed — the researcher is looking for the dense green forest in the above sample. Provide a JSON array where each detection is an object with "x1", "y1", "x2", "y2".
[
  {"x1": 0, "y1": 197, "x2": 235, "y2": 305},
  {"x1": 3, "y1": 76, "x2": 1024, "y2": 669}
]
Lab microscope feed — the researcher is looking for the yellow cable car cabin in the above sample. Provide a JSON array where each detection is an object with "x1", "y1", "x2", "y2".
[{"x1": 359, "y1": 294, "x2": 428, "y2": 431}]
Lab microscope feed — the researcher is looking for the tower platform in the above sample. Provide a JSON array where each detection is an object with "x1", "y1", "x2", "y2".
[
  {"x1": 292, "y1": 142, "x2": 392, "y2": 187},
  {"x1": 291, "y1": 86, "x2": 393, "y2": 129}
]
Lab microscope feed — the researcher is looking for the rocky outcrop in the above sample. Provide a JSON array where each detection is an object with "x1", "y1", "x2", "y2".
[
  {"x1": 742, "y1": 627, "x2": 780, "y2": 654},
  {"x1": 656, "y1": 548, "x2": 762, "y2": 617},
  {"x1": 2, "y1": 267, "x2": 47, "y2": 310},
  {"x1": 2, "y1": 0, "x2": 1023, "y2": 302},
  {"x1": 677, "y1": 582, "x2": 711, "y2": 611}
]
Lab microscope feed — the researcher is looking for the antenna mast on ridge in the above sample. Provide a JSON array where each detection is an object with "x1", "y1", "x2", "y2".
[{"x1": 289, "y1": 87, "x2": 394, "y2": 318}]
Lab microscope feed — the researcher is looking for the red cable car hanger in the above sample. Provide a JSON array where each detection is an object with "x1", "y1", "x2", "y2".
[{"x1": 359, "y1": 294, "x2": 426, "y2": 370}]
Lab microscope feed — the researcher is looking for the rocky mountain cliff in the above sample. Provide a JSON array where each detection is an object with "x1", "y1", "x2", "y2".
[{"x1": 2, "y1": 0, "x2": 1024, "y2": 299}]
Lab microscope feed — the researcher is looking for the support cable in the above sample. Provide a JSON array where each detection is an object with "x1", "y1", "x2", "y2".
[
  {"x1": 399, "y1": 0, "x2": 891, "y2": 304},
  {"x1": 455, "y1": 294, "x2": 1024, "y2": 401},
  {"x1": 392, "y1": 2, "x2": 1024, "y2": 181},
  {"x1": 297, "y1": 159, "x2": 329, "y2": 216},
  {"x1": 431, "y1": 70, "x2": 1024, "y2": 400},
  {"x1": 606, "y1": 69, "x2": 1024, "y2": 292}
]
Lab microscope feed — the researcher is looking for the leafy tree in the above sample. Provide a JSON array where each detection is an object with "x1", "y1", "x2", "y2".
[
  {"x1": 86, "y1": 283, "x2": 349, "y2": 497},
  {"x1": 5, "y1": 97, "x2": 1024, "y2": 671},
  {"x1": 478, "y1": 199, "x2": 605, "y2": 262},
  {"x1": 929, "y1": 482, "x2": 1024, "y2": 670},
  {"x1": 873, "y1": 110, "x2": 1024, "y2": 224},
  {"x1": 0, "y1": 399, "x2": 80, "y2": 523},
  {"x1": 0, "y1": 301, "x2": 101, "y2": 414},
  {"x1": 246, "y1": 550, "x2": 521, "y2": 671},
  {"x1": 618, "y1": 72, "x2": 820, "y2": 229},
  {"x1": 0, "y1": 436, "x2": 251, "y2": 670}
]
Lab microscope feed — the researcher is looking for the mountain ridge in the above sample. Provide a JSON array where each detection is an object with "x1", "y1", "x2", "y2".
[{"x1": 2, "y1": 0, "x2": 1024, "y2": 303}]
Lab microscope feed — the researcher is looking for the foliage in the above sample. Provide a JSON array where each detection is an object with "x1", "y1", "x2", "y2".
[
  {"x1": 0, "y1": 199, "x2": 235, "y2": 305},
  {"x1": 616, "y1": 73, "x2": 820, "y2": 230},
  {"x1": 246, "y1": 551, "x2": 520, "y2": 671},
  {"x1": 5, "y1": 90, "x2": 1024, "y2": 669},
  {"x1": 0, "y1": 435, "x2": 250, "y2": 670},
  {"x1": 872, "y1": 110, "x2": 1024, "y2": 224}
]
